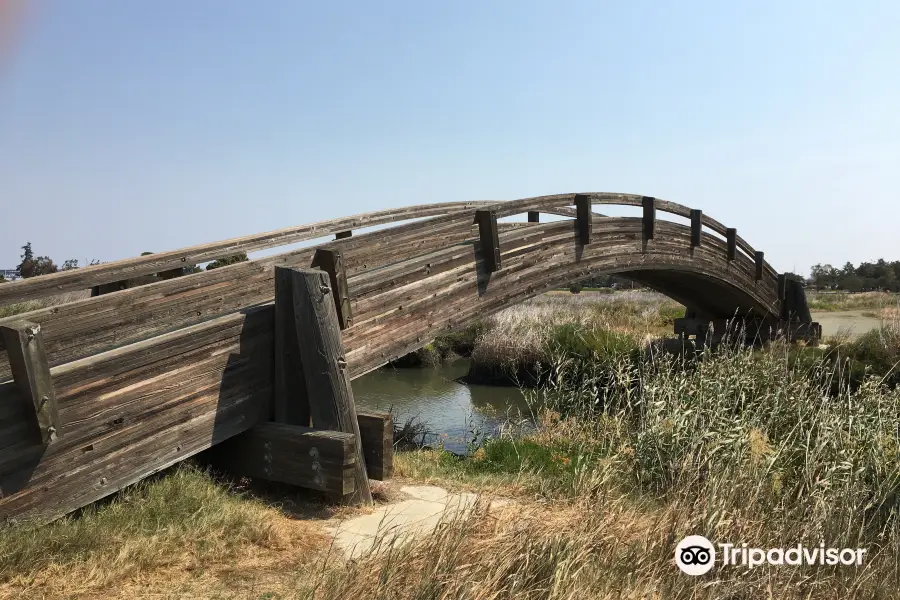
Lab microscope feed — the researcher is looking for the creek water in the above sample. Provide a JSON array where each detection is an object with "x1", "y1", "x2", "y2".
[{"x1": 352, "y1": 359, "x2": 532, "y2": 454}]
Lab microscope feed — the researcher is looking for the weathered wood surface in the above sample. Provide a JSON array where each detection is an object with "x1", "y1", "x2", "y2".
[
  {"x1": 0, "y1": 307, "x2": 273, "y2": 523},
  {"x1": 274, "y1": 268, "x2": 310, "y2": 426},
  {"x1": 210, "y1": 423, "x2": 357, "y2": 498},
  {"x1": 286, "y1": 268, "x2": 372, "y2": 506},
  {"x1": 356, "y1": 409, "x2": 393, "y2": 481},
  {"x1": 0, "y1": 322, "x2": 61, "y2": 445},
  {"x1": 0, "y1": 202, "x2": 492, "y2": 304},
  {"x1": 0, "y1": 193, "x2": 814, "y2": 523}
]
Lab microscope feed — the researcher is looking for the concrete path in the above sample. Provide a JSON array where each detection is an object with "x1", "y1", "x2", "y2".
[{"x1": 325, "y1": 485, "x2": 502, "y2": 559}]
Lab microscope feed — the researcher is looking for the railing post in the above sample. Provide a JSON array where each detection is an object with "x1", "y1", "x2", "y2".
[
  {"x1": 288, "y1": 268, "x2": 372, "y2": 506},
  {"x1": 335, "y1": 230, "x2": 352, "y2": 240},
  {"x1": 311, "y1": 248, "x2": 353, "y2": 329},
  {"x1": 527, "y1": 211, "x2": 540, "y2": 223},
  {"x1": 642, "y1": 196, "x2": 656, "y2": 242},
  {"x1": 574, "y1": 194, "x2": 592, "y2": 245},
  {"x1": 726, "y1": 228, "x2": 737, "y2": 261},
  {"x1": 755, "y1": 251, "x2": 765, "y2": 281},
  {"x1": 690, "y1": 209, "x2": 702, "y2": 248},
  {"x1": 0, "y1": 321, "x2": 61, "y2": 444},
  {"x1": 475, "y1": 209, "x2": 501, "y2": 272}
]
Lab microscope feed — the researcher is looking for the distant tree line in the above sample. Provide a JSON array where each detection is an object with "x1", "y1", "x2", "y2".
[{"x1": 808, "y1": 260, "x2": 900, "y2": 292}]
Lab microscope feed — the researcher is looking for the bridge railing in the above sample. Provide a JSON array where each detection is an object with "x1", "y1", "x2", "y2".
[{"x1": 0, "y1": 193, "x2": 791, "y2": 523}]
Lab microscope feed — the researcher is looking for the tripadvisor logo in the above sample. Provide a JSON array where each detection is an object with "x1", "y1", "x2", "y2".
[{"x1": 675, "y1": 535, "x2": 867, "y2": 575}]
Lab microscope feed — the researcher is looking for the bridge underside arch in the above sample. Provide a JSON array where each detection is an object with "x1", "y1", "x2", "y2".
[{"x1": 342, "y1": 216, "x2": 793, "y2": 377}]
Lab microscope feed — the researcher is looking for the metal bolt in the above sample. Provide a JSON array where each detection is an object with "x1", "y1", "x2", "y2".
[
  {"x1": 309, "y1": 447, "x2": 319, "y2": 458},
  {"x1": 337, "y1": 356, "x2": 347, "y2": 370},
  {"x1": 320, "y1": 285, "x2": 331, "y2": 295},
  {"x1": 39, "y1": 395, "x2": 49, "y2": 409},
  {"x1": 46, "y1": 426, "x2": 57, "y2": 441},
  {"x1": 99, "y1": 477, "x2": 107, "y2": 485}
]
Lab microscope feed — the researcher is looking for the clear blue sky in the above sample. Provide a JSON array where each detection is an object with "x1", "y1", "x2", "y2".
[{"x1": 2, "y1": 1, "x2": 898, "y2": 275}]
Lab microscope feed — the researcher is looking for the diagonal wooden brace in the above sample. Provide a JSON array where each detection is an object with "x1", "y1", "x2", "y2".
[{"x1": 0, "y1": 321, "x2": 61, "y2": 444}]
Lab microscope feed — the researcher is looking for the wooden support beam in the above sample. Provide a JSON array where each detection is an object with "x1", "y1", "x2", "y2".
[
  {"x1": 755, "y1": 251, "x2": 765, "y2": 281},
  {"x1": 357, "y1": 409, "x2": 393, "y2": 480},
  {"x1": 778, "y1": 274, "x2": 788, "y2": 320},
  {"x1": 335, "y1": 230, "x2": 352, "y2": 240},
  {"x1": 527, "y1": 211, "x2": 540, "y2": 223},
  {"x1": 0, "y1": 321, "x2": 61, "y2": 444},
  {"x1": 211, "y1": 423, "x2": 357, "y2": 498},
  {"x1": 289, "y1": 268, "x2": 372, "y2": 505},
  {"x1": 690, "y1": 209, "x2": 702, "y2": 248},
  {"x1": 642, "y1": 196, "x2": 656, "y2": 242},
  {"x1": 274, "y1": 267, "x2": 311, "y2": 426},
  {"x1": 475, "y1": 209, "x2": 501, "y2": 272},
  {"x1": 574, "y1": 194, "x2": 592, "y2": 245},
  {"x1": 725, "y1": 228, "x2": 737, "y2": 261},
  {"x1": 311, "y1": 248, "x2": 353, "y2": 329}
]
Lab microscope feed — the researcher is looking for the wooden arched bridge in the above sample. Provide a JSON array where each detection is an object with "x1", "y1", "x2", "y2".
[{"x1": 0, "y1": 193, "x2": 819, "y2": 522}]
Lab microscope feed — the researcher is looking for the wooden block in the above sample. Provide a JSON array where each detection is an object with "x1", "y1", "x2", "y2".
[
  {"x1": 690, "y1": 209, "x2": 702, "y2": 247},
  {"x1": 527, "y1": 211, "x2": 540, "y2": 223},
  {"x1": 311, "y1": 248, "x2": 353, "y2": 329},
  {"x1": 642, "y1": 196, "x2": 656, "y2": 242},
  {"x1": 211, "y1": 422, "x2": 357, "y2": 497},
  {"x1": 0, "y1": 321, "x2": 61, "y2": 445},
  {"x1": 574, "y1": 194, "x2": 592, "y2": 245},
  {"x1": 475, "y1": 210, "x2": 501, "y2": 272},
  {"x1": 726, "y1": 228, "x2": 737, "y2": 261},
  {"x1": 335, "y1": 230, "x2": 352, "y2": 240},
  {"x1": 274, "y1": 267, "x2": 311, "y2": 426},
  {"x1": 356, "y1": 409, "x2": 393, "y2": 480},
  {"x1": 755, "y1": 251, "x2": 765, "y2": 281},
  {"x1": 288, "y1": 268, "x2": 372, "y2": 505}
]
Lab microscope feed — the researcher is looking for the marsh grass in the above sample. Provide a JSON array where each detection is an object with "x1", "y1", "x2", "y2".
[
  {"x1": 0, "y1": 464, "x2": 330, "y2": 596},
  {"x1": 333, "y1": 341, "x2": 900, "y2": 599},
  {"x1": 467, "y1": 291, "x2": 682, "y2": 384}
]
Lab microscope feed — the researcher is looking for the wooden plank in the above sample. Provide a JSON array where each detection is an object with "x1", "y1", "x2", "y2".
[
  {"x1": 274, "y1": 268, "x2": 310, "y2": 426},
  {"x1": 357, "y1": 409, "x2": 393, "y2": 480},
  {"x1": 527, "y1": 211, "x2": 540, "y2": 223},
  {"x1": 289, "y1": 268, "x2": 372, "y2": 506},
  {"x1": 642, "y1": 196, "x2": 656, "y2": 242},
  {"x1": 0, "y1": 201, "x2": 492, "y2": 305},
  {"x1": 311, "y1": 249, "x2": 353, "y2": 330},
  {"x1": 475, "y1": 210, "x2": 501, "y2": 272},
  {"x1": 0, "y1": 322, "x2": 61, "y2": 445},
  {"x1": 574, "y1": 194, "x2": 592, "y2": 245},
  {"x1": 0, "y1": 317, "x2": 272, "y2": 522},
  {"x1": 690, "y1": 209, "x2": 702, "y2": 248},
  {"x1": 210, "y1": 423, "x2": 357, "y2": 497},
  {"x1": 755, "y1": 251, "x2": 765, "y2": 281},
  {"x1": 726, "y1": 228, "x2": 737, "y2": 261}
]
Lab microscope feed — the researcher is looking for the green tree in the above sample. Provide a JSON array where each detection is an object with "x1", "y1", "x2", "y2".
[
  {"x1": 16, "y1": 242, "x2": 58, "y2": 278},
  {"x1": 206, "y1": 253, "x2": 249, "y2": 270},
  {"x1": 61, "y1": 259, "x2": 79, "y2": 271}
]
